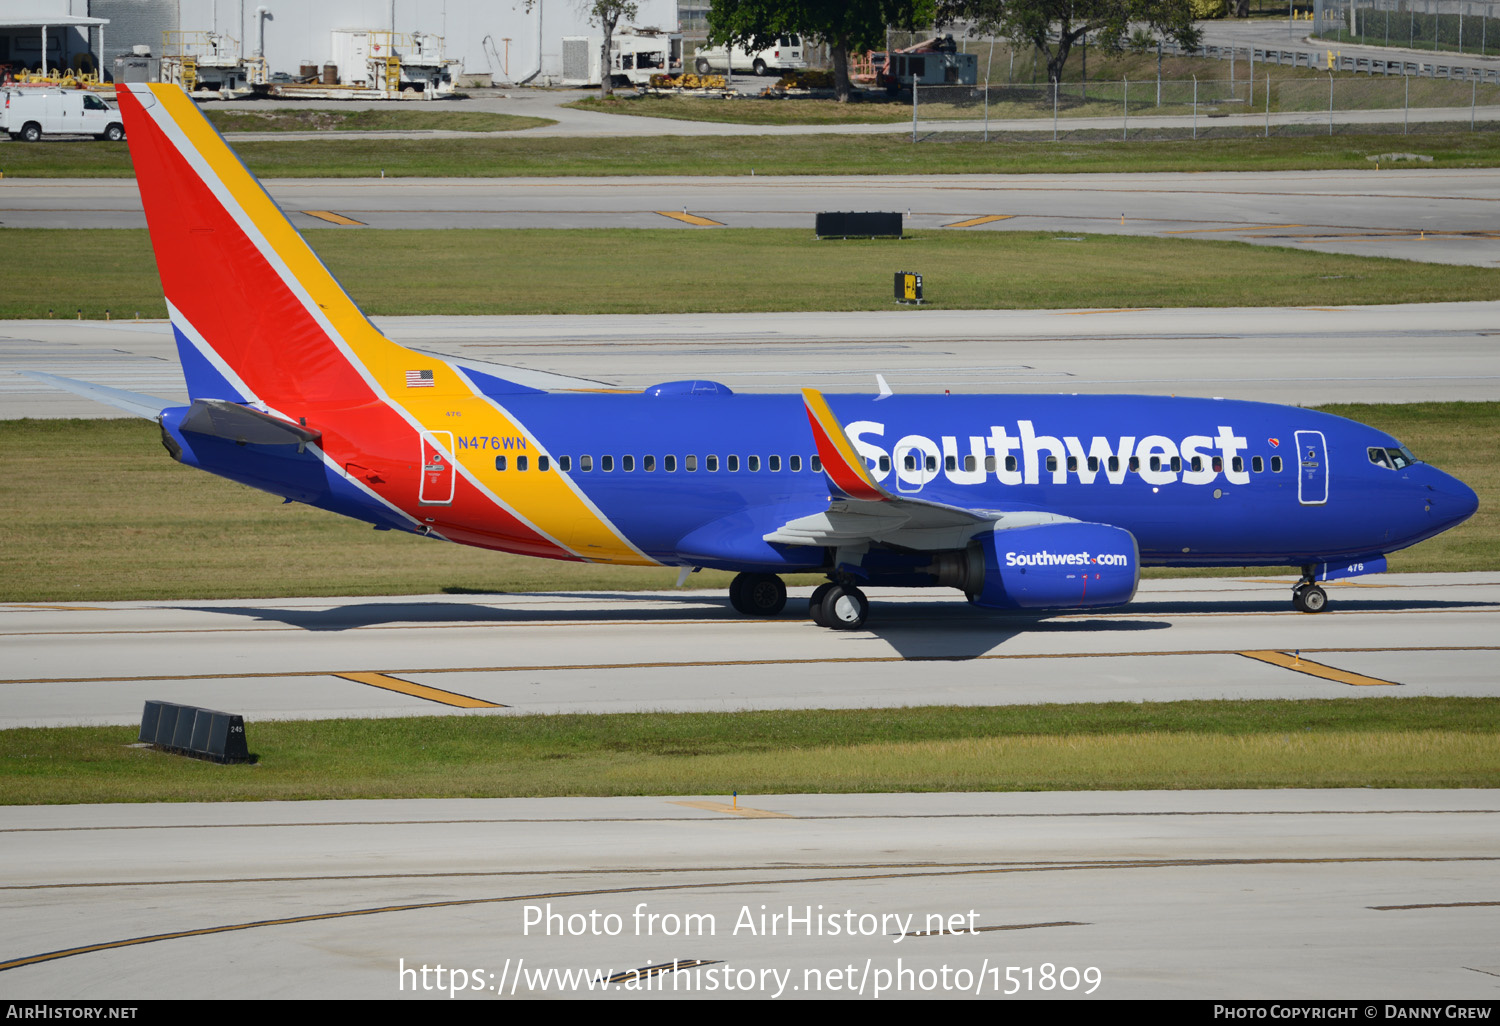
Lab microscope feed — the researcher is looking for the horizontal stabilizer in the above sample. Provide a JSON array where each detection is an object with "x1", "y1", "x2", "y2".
[
  {"x1": 179, "y1": 399, "x2": 322, "y2": 448},
  {"x1": 19, "y1": 371, "x2": 174, "y2": 420}
]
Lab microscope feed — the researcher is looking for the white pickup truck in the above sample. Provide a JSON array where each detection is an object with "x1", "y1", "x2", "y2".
[
  {"x1": 1, "y1": 89, "x2": 125, "y2": 141},
  {"x1": 693, "y1": 34, "x2": 806, "y2": 76}
]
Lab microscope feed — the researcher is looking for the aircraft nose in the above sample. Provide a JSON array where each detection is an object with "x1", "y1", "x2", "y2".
[{"x1": 1426, "y1": 469, "x2": 1479, "y2": 529}]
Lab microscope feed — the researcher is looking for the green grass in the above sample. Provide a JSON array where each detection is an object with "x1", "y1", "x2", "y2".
[
  {"x1": 6, "y1": 127, "x2": 1500, "y2": 178},
  {"x1": 203, "y1": 108, "x2": 555, "y2": 133},
  {"x1": 2, "y1": 699, "x2": 1495, "y2": 803},
  {"x1": 0, "y1": 403, "x2": 1492, "y2": 603},
  {"x1": 3, "y1": 228, "x2": 1498, "y2": 320},
  {"x1": 569, "y1": 93, "x2": 915, "y2": 125}
]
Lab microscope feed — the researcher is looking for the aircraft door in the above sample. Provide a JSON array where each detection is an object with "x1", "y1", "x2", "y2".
[
  {"x1": 1295, "y1": 430, "x2": 1327, "y2": 506},
  {"x1": 419, "y1": 431, "x2": 456, "y2": 505}
]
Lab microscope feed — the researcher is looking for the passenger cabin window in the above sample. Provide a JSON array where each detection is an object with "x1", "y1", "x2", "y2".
[
  {"x1": 811, "y1": 456, "x2": 822, "y2": 472},
  {"x1": 965, "y1": 455, "x2": 977, "y2": 473},
  {"x1": 664, "y1": 455, "x2": 677, "y2": 472},
  {"x1": 727, "y1": 455, "x2": 740, "y2": 472},
  {"x1": 1128, "y1": 457, "x2": 1140, "y2": 473},
  {"x1": 769, "y1": 455, "x2": 781, "y2": 472},
  {"x1": 1005, "y1": 456, "x2": 1018, "y2": 473},
  {"x1": 495, "y1": 455, "x2": 507, "y2": 471},
  {"x1": 602, "y1": 455, "x2": 614, "y2": 472},
  {"x1": 580, "y1": 455, "x2": 593, "y2": 472},
  {"x1": 1271, "y1": 456, "x2": 1283, "y2": 473},
  {"x1": 1231, "y1": 457, "x2": 1243, "y2": 474},
  {"x1": 747, "y1": 456, "x2": 760, "y2": 472},
  {"x1": 558, "y1": 456, "x2": 571, "y2": 472},
  {"x1": 517, "y1": 455, "x2": 529, "y2": 471},
  {"x1": 879, "y1": 456, "x2": 891, "y2": 473},
  {"x1": 1107, "y1": 456, "x2": 1119, "y2": 473},
  {"x1": 1252, "y1": 456, "x2": 1263, "y2": 474},
  {"x1": 684, "y1": 455, "x2": 697, "y2": 472},
  {"x1": 1066, "y1": 457, "x2": 1078, "y2": 473},
  {"x1": 643, "y1": 455, "x2": 655, "y2": 472},
  {"x1": 622, "y1": 455, "x2": 634, "y2": 472},
  {"x1": 790, "y1": 456, "x2": 802, "y2": 472},
  {"x1": 538, "y1": 456, "x2": 550, "y2": 472},
  {"x1": 945, "y1": 455, "x2": 957, "y2": 472},
  {"x1": 1045, "y1": 456, "x2": 1058, "y2": 473},
  {"x1": 984, "y1": 456, "x2": 996, "y2": 472},
  {"x1": 1088, "y1": 456, "x2": 1100, "y2": 472},
  {"x1": 1170, "y1": 456, "x2": 1182, "y2": 473},
  {"x1": 706, "y1": 455, "x2": 719, "y2": 472}
]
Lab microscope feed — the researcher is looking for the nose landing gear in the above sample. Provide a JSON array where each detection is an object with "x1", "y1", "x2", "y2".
[{"x1": 1292, "y1": 573, "x2": 1329, "y2": 613}]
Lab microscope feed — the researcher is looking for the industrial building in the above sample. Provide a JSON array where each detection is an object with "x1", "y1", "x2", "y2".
[{"x1": 0, "y1": 0, "x2": 679, "y2": 86}]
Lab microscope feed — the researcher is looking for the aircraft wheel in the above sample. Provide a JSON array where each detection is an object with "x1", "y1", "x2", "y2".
[
  {"x1": 808, "y1": 583, "x2": 834, "y2": 626},
  {"x1": 821, "y1": 584, "x2": 869, "y2": 630},
  {"x1": 1298, "y1": 584, "x2": 1329, "y2": 613},
  {"x1": 731, "y1": 572, "x2": 785, "y2": 616}
]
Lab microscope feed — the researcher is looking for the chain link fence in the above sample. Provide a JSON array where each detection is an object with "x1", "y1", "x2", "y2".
[
  {"x1": 910, "y1": 75, "x2": 1500, "y2": 138},
  {"x1": 1315, "y1": 0, "x2": 1500, "y2": 56}
]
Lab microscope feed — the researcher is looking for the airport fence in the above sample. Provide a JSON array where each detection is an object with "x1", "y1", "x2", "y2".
[
  {"x1": 909, "y1": 73, "x2": 1500, "y2": 139},
  {"x1": 1313, "y1": 0, "x2": 1500, "y2": 56}
]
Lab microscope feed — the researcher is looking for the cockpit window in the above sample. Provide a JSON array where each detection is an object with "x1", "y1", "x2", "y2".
[{"x1": 1368, "y1": 445, "x2": 1420, "y2": 470}]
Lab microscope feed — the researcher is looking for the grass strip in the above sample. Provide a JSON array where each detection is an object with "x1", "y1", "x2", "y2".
[
  {"x1": 0, "y1": 403, "x2": 1492, "y2": 602},
  {"x1": 3, "y1": 229, "x2": 1499, "y2": 320},
  {"x1": 202, "y1": 109, "x2": 554, "y2": 133},
  {"x1": 2, "y1": 698, "x2": 1495, "y2": 804},
  {"x1": 4, "y1": 127, "x2": 1500, "y2": 178}
]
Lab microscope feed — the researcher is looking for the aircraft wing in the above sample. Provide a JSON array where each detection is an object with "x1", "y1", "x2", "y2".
[
  {"x1": 20, "y1": 371, "x2": 175, "y2": 420},
  {"x1": 765, "y1": 389, "x2": 1076, "y2": 551}
]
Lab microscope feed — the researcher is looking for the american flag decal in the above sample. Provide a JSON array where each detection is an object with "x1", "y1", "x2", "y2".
[{"x1": 406, "y1": 369, "x2": 434, "y2": 388}]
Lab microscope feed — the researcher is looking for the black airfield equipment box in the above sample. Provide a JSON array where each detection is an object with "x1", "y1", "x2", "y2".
[
  {"x1": 895, "y1": 271, "x2": 924, "y2": 304},
  {"x1": 139, "y1": 701, "x2": 252, "y2": 764},
  {"x1": 815, "y1": 211, "x2": 903, "y2": 239}
]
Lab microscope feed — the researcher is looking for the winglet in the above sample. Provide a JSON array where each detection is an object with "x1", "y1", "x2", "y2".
[{"x1": 801, "y1": 388, "x2": 890, "y2": 502}]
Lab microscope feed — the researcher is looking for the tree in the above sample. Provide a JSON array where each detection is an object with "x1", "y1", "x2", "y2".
[
  {"x1": 586, "y1": 1, "x2": 640, "y2": 98},
  {"x1": 937, "y1": 0, "x2": 1199, "y2": 84},
  {"x1": 709, "y1": 0, "x2": 938, "y2": 102}
]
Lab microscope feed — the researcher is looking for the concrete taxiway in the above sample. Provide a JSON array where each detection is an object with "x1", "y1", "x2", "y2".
[
  {"x1": 1, "y1": 790, "x2": 1496, "y2": 999},
  {"x1": 3, "y1": 575, "x2": 1497, "y2": 729},
  {"x1": 4, "y1": 302, "x2": 1499, "y2": 419},
  {"x1": 7, "y1": 168, "x2": 1500, "y2": 266}
]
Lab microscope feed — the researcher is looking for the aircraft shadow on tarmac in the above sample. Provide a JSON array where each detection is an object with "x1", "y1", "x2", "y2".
[{"x1": 174, "y1": 593, "x2": 1489, "y2": 655}]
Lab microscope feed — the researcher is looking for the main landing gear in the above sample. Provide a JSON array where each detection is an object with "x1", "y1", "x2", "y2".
[
  {"x1": 726, "y1": 573, "x2": 870, "y2": 630},
  {"x1": 1292, "y1": 570, "x2": 1329, "y2": 614},
  {"x1": 808, "y1": 580, "x2": 869, "y2": 630},
  {"x1": 728, "y1": 572, "x2": 786, "y2": 616}
]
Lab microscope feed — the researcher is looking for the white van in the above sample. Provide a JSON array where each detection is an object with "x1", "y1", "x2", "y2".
[
  {"x1": 1, "y1": 89, "x2": 125, "y2": 142},
  {"x1": 693, "y1": 35, "x2": 806, "y2": 76}
]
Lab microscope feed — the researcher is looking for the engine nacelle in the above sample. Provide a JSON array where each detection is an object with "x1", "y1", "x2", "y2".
[{"x1": 968, "y1": 521, "x2": 1140, "y2": 610}]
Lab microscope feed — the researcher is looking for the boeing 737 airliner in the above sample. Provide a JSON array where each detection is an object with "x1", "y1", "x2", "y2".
[{"x1": 35, "y1": 84, "x2": 1479, "y2": 629}]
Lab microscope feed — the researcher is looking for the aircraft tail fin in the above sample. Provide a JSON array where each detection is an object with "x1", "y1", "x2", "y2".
[{"x1": 117, "y1": 83, "x2": 402, "y2": 411}]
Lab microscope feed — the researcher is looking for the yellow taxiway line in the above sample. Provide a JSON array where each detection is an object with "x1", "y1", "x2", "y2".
[
  {"x1": 301, "y1": 210, "x2": 367, "y2": 226},
  {"x1": 656, "y1": 211, "x2": 725, "y2": 226},
  {"x1": 1239, "y1": 650, "x2": 1400, "y2": 687},
  {"x1": 332, "y1": 671, "x2": 505, "y2": 708}
]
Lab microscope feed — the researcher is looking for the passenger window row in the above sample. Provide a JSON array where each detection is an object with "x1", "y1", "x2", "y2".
[
  {"x1": 493, "y1": 453, "x2": 825, "y2": 474},
  {"x1": 877, "y1": 454, "x2": 1285, "y2": 474}
]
